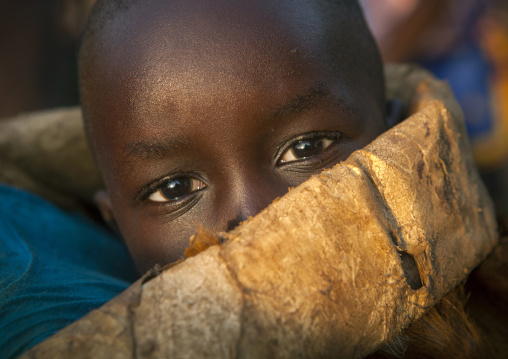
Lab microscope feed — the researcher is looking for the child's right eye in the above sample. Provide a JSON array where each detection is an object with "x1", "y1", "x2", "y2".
[
  {"x1": 148, "y1": 177, "x2": 207, "y2": 202},
  {"x1": 279, "y1": 138, "x2": 334, "y2": 164},
  {"x1": 276, "y1": 131, "x2": 342, "y2": 166}
]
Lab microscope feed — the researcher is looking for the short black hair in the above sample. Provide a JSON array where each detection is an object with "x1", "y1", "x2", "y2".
[
  {"x1": 79, "y1": 0, "x2": 380, "y2": 79},
  {"x1": 80, "y1": 0, "x2": 139, "y2": 37},
  {"x1": 78, "y1": 0, "x2": 139, "y2": 100},
  {"x1": 313, "y1": 0, "x2": 384, "y2": 107}
]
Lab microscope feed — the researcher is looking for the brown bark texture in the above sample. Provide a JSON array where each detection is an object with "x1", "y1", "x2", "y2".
[
  {"x1": 0, "y1": 107, "x2": 101, "y2": 209},
  {"x1": 15, "y1": 65, "x2": 499, "y2": 359}
]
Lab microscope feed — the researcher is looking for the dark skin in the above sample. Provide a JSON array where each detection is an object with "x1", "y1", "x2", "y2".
[{"x1": 81, "y1": 0, "x2": 396, "y2": 273}]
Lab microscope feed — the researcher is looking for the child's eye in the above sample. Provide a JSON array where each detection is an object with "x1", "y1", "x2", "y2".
[
  {"x1": 279, "y1": 137, "x2": 334, "y2": 164},
  {"x1": 148, "y1": 177, "x2": 207, "y2": 202}
]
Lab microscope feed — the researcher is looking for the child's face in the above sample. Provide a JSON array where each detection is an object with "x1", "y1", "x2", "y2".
[{"x1": 82, "y1": 0, "x2": 387, "y2": 272}]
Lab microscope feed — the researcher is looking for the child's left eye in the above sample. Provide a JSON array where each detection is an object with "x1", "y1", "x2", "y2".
[
  {"x1": 148, "y1": 177, "x2": 207, "y2": 202},
  {"x1": 279, "y1": 137, "x2": 334, "y2": 164}
]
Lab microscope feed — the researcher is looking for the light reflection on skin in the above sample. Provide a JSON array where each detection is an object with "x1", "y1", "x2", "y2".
[{"x1": 80, "y1": 0, "x2": 393, "y2": 273}]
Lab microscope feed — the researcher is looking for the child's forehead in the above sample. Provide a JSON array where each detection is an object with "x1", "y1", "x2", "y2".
[
  {"x1": 88, "y1": 0, "x2": 361, "y2": 109},
  {"x1": 85, "y1": 2, "x2": 334, "y2": 118},
  {"x1": 92, "y1": 0, "x2": 344, "y2": 75}
]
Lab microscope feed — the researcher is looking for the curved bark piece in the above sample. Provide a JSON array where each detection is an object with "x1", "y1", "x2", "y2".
[
  {"x1": 0, "y1": 107, "x2": 101, "y2": 209},
  {"x1": 20, "y1": 65, "x2": 499, "y2": 358}
]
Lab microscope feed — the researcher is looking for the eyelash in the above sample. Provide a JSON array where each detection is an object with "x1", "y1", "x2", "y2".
[
  {"x1": 275, "y1": 131, "x2": 343, "y2": 166},
  {"x1": 139, "y1": 131, "x2": 343, "y2": 204},
  {"x1": 137, "y1": 173, "x2": 206, "y2": 202}
]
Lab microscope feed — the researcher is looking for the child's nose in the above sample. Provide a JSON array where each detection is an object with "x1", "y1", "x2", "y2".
[{"x1": 224, "y1": 175, "x2": 288, "y2": 231}]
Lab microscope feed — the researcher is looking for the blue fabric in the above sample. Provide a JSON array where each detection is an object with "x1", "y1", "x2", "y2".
[
  {"x1": 420, "y1": 43, "x2": 494, "y2": 138},
  {"x1": 0, "y1": 185, "x2": 138, "y2": 359}
]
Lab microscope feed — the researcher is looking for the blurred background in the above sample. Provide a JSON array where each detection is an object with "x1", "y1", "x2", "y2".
[
  {"x1": 0, "y1": 0, "x2": 507, "y2": 217},
  {"x1": 360, "y1": 0, "x2": 508, "y2": 218},
  {"x1": 360, "y1": 0, "x2": 508, "y2": 167},
  {"x1": 0, "y1": 0, "x2": 95, "y2": 119}
]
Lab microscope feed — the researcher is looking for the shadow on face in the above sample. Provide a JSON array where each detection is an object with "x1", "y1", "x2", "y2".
[{"x1": 80, "y1": 0, "x2": 390, "y2": 273}]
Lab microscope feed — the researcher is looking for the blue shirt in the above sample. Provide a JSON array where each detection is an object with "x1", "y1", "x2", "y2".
[{"x1": 0, "y1": 185, "x2": 138, "y2": 358}]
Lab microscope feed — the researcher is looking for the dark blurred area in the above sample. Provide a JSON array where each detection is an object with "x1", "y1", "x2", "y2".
[
  {"x1": 360, "y1": 0, "x2": 508, "y2": 219},
  {"x1": 0, "y1": 0, "x2": 95, "y2": 119}
]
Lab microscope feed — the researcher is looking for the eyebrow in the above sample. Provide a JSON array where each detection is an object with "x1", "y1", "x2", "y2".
[
  {"x1": 122, "y1": 85, "x2": 329, "y2": 159},
  {"x1": 122, "y1": 138, "x2": 182, "y2": 159},
  {"x1": 271, "y1": 84, "x2": 329, "y2": 119}
]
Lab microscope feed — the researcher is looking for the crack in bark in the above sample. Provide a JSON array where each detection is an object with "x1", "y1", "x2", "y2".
[
  {"x1": 218, "y1": 248, "x2": 246, "y2": 359},
  {"x1": 357, "y1": 162, "x2": 424, "y2": 290},
  {"x1": 125, "y1": 282, "x2": 145, "y2": 359}
]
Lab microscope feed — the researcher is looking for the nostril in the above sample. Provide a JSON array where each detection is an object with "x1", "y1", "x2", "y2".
[
  {"x1": 226, "y1": 215, "x2": 245, "y2": 232},
  {"x1": 398, "y1": 250, "x2": 423, "y2": 290}
]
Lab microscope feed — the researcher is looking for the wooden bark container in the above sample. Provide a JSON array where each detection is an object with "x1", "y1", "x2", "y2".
[{"x1": 19, "y1": 65, "x2": 499, "y2": 358}]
